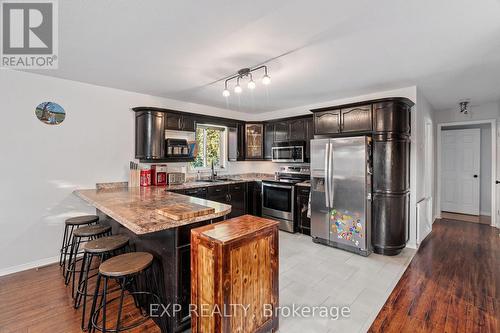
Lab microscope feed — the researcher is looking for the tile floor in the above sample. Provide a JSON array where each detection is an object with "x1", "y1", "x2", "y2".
[{"x1": 277, "y1": 231, "x2": 415, "y2": 333}]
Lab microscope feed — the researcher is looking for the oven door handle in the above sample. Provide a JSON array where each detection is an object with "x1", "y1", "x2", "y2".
[{"x1": 263, "y1": 183, "x2": 294, "y2": 190}]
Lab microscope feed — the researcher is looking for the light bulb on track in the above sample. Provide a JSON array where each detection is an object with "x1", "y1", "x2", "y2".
[{"x1": 262, "y1": 74, "x2": 271, "y2": 85}]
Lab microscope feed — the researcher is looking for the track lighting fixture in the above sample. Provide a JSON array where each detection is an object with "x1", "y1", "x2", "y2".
[{"x1": 222, "y1": 66, "x2": 271, "y2": 97}]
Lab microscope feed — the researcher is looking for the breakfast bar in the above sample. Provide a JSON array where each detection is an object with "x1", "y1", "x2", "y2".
[{"x1": 74, "y1": 186, "x2": 232, "y2": 333}]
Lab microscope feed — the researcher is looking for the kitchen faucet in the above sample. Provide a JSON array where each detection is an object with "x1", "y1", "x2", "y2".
[{"x1": 211, "y1": 160, "x2": 217, "y2": 180}]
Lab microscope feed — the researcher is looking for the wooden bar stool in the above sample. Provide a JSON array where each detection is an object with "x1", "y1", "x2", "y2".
[
  {"x1": 65, "y1": 225, "x2": 112, "y2": 295},
  {"x1": 60, "y1": 215, "x2": 99, "y2": 272},
  {"x1": 88, "y1": 252, "x2": 161, "y2": 333},
  {"x1": 75, "y1": 234, "x2": 130, "y2": 330}
]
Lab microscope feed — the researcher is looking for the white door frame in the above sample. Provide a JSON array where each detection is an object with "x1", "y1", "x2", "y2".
[{"x1": 436, "y1": 119, "x2": 497, "y2": 228}]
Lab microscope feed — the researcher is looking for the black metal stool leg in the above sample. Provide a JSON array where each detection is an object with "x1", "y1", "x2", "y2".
[
  {"x1": 89, "y1": 273, "x2": 102, "y2": 332},
  {"x1": 62, "y1": 225, "x2": 75, "y2": 274},
  {"x1": 130, "y1": 278, "x2": 142, "y2": 310},
  {"x1": 102, "y1": 276, "x2": 108, "y2": 333},
  {"x1": 65, "y1": 235, "x2": 77, "y2": 285},
  {"x1": 71, "y1": 238, "x2": 83, "y2": 297},
  {"x1": 115, "y1": 277, "x2": 126, "y2": 331},
  {"x1": 75, "y1": 251, "x2": 92, "y2": 308},
  {"x1": 59, "y1": 224, "x2": 69, "y2": 266},
  {"x1": 80, "y1": 257, "x2": 93, "y2": 331}
]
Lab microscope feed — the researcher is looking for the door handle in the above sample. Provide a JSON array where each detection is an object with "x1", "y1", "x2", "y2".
[
  {"x1": 496, "y1": 180, "x2": 500, "y2": 184},
  {"x1": 329, "y1": 142, "x2": 334, "y2": 207},
  {"x1": 324, "y1": 143, "x2": 330, "y2": 207},
  {"x1": 473, "y1": 175, "x2": 478, "y2": 178}
]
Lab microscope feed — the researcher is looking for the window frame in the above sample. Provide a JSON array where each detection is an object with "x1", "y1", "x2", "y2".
[{"x1": 189, "y1": 124, "x2": 227, "y2": 172}]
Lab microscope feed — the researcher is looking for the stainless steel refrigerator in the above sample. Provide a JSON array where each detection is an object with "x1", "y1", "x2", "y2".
[{"x1": 310, "y1": 136, "x2": 372, "y2": 256}]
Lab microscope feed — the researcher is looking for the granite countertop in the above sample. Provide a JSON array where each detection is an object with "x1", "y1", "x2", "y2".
[
  {"x1": 163, "y1": 173, "x2": 275, "y2": 191},
  {"x1": 74, "y1": 186, "x2": 232, "y2": 234},
  {"x1": 296, "y1": 181, "x2": 311, "y2": 187}
]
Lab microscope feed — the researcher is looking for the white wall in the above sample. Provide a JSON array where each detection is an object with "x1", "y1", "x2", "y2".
[
  {"x1": 0, "y1": 70, "x2": 268, "y2": 275},
  {"x1": 411, "y1": 90, "x2": 436, "y2": 246},
  {"x1": 481, "y1": 126, "x2": 492, "y2": 215}
]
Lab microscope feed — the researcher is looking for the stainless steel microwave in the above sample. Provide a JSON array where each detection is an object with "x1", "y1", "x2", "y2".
[{"x1": 271, "y1": 142, "x2": 305, "y2": 163}]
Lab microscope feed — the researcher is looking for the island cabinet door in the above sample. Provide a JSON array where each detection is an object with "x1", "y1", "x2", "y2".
[{"x1": 191, "y1": 218, "x2": 279, "y2": 333}]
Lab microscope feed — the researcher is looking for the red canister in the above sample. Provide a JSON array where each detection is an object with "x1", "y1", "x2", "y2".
[
  {"x1": 140, "y1": 168, "x2": 152, "y2": 187},
  {"x1": 151, "y1": 164, "x2": 168, "y2": 186}
]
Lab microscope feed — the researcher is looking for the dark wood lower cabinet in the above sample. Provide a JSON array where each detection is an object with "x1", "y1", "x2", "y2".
[
  {"x1": 247, "y1": 181, "x2": 262, "y2": 217},
  {"x1": 296, "y1": 186, "x2": 311, "y2": 235},
  {"x1": 177, "y1": 245, "x2": 191, "y2": 324},
  {"x1": 184, "y1": 187, "x2": 207, "y2": 198},
  {"x1": 205, "y1": 183, "x2": 247, "y2": 219},
  {"x1": 228, "y1": 183, "x2": 246, "y2": 218}
]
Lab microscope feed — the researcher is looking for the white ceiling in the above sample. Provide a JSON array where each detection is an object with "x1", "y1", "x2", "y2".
[{"x1": 34, "y1": 0, "x2": 500, "y2": 113}]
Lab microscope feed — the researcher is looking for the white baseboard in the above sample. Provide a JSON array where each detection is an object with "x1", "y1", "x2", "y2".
[
  {"x1": 480, "y1": 211, "x2": 491, "y2": 216},
  {"x1": 406, "y1": 241, "x2": 417, "y2": 249},
  {"x1": 0, "y1": 255, "x2": 59, "y2": 277}
]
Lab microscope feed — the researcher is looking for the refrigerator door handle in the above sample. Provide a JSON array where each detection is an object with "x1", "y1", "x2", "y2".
[
  {"x1": 324, "y1": 142, "x2": 330, "y2": 207},
  {"x1": 329, "y1": 142, "x2": 334, "y2": 207}
]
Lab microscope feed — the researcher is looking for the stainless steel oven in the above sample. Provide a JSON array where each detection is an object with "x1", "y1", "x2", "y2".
[
  {"x1": 262, "y1": 181, "x2": 295, "y2": 232},
  {"x1": 272, "y1": 142, "x2": 305, "y2": 163}
]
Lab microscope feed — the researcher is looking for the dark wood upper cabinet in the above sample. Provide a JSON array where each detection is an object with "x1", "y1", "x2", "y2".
[
  {"x1": 289, "y1": 118, "x2": 306, "y2": 141},
  {"x1": 165, "y1": 113, "x2": 196, "y2": 132},
  {"x1": 165, "y1": 113, "x2": 182, "y2": 130},
  {"x1": 305, "y1": 117, "x2": 313, "y2": 161},
  {"x1": 314, "y1": 110, "x2": 341, "y2": 135},
  {"x1": 373, "y1": 101, "x2": 411, "y2": 134},
  {"x1": 237, "y1": 123, "x2": 246, "y2": 160},
  {"x1": 245, "y1": 123, "x2": 264, "y2": 160},
  {"x1": 312, "y1": 98, "x2": 413, "y2": 137},
  {"x1": 273, "y1": 121, "x2": 289, "y2": 142},
  {"x1": 181, "y1": 115, "x2": 196, "y2": 132},
  {"x1": 135, "y1": 111, "x2": 165, "y2": 160},
  {"x1": 264, "y1": 123, "x2": 274, "y2": 160},
  {"x1": 341, "y1": 105, "x2": 372, "y2": 133}
]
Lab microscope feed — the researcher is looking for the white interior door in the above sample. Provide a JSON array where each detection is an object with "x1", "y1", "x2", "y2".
[{"x1": 441, "y1": 129, "x2": 481, "y2": 215}]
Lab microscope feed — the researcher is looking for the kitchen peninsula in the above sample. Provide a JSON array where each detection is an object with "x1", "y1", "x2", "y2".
[{"x1": 74, "y1": 186, "x2": 232, "y2": 333}]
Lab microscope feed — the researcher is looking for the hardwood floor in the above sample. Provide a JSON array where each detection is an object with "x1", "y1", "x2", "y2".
[
  {"x1": 370, "y1": 218, "x2": 500, "y2": 332},
  {"x1": 0, "y1": 263, "x2": 160, "y2": 333},
  {"x1": 1, "y1": 219, "x2": 498, "y2": 333}
]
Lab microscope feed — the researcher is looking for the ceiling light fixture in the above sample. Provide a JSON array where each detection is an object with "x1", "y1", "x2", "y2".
[
  {"x1": 459, "y1": 100, "x2": 470, "y2": 114},
  {"x1": 223, "y1": 66, "x2": 270, "y2": 97}
]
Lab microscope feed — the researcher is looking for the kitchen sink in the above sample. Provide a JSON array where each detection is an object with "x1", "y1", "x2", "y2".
[
  {"x1": 195, "y1": 179, "x2": 222, "y2": 182},
  {"x1": 195, "y1": 178, "x2": 236, "y2": 182}
]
